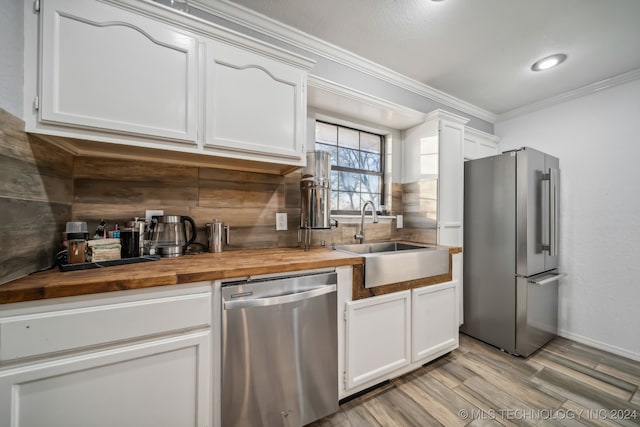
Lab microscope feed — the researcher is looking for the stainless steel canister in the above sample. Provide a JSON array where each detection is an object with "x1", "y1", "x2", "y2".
[
  {"x1": 206, "y1": 220, "x2": 230, "y2": 253},
  {"x1": 300, "y1": 151, "x2": 332, "y2": 229}
]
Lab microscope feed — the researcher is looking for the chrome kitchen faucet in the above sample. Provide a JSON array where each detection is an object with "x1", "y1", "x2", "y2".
[{"x1": 354, "y1": 200, "x2": 379, "y2": 244}]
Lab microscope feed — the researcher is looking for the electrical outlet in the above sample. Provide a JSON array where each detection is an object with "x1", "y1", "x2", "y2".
[
  {"x1": 396, "y1": 214, "x2": 403, "y2": 229},
  {"x1": 276, "y1": 213, "x2": 288, "y2": 231}
]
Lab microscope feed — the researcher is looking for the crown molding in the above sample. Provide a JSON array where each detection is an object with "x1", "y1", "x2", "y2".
[
  {"x1": 189, "y1": 0, "x2": 497, "y2": 124},
  {"x1": 425, "y1": 109, "x2": 470, "y2": 126},
  {"x1": 109, "y1": 0, "x2": 315, "y2": 70},
  {"x1": 307, "y1": 75, "x2": 426, "y2": 130},
  {"x1": 497, "y1": 68, "x2": 640, "y2": 122},
  {"x1": 465, "y1": 126, "x2": 501, "y2": 143}
]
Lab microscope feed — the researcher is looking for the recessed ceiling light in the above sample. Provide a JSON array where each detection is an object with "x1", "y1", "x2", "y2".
[{"x1": 531, "y1": 54, "x2": 567, "y2": 72}]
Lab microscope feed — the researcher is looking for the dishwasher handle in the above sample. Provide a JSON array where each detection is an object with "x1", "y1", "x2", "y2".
[{"x1": 224, "y1": 284, "x2": 336, "y2": 310}]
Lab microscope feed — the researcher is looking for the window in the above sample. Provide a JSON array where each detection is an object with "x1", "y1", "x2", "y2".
[{"x1": 315, "y1": 121, "x2": 385, "y2": 214}]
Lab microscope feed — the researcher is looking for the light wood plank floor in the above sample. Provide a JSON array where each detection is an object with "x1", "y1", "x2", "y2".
[{"x1": 309, "y1": 334, "x2": 640, "y2": 426}]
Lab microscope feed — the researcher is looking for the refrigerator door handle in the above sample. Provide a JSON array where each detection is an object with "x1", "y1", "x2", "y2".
[
  {"x1": 528, "y1": 273, "x2": 567, "y2": 286},
  {"x1": 549, "y1": 168, "x2": 559, "y2": 257},
  {"x1": 541, "y1": 168, "x2": 559, "y2": 256}
]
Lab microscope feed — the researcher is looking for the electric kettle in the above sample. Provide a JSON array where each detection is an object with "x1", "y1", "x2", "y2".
[{"x1": 151, "y1": 215, "x2": 197, "y2": 257}]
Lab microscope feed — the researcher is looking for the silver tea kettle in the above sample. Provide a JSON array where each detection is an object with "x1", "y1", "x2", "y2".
[
  {"x1": 205, "y1": 219, "x2": 230, "y2": 253},
  {"x1": 151, "y1": 215, "x2": 197, "y2": 257}
]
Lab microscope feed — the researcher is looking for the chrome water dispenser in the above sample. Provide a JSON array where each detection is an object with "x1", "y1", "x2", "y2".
[{"x1": 300, "y1": 151, "x2": 336, "y2": 249}]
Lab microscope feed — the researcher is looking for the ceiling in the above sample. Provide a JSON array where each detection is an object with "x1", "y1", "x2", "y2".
[{"x1": 223, "y1": 0, "x2": 640, "y2": 117}]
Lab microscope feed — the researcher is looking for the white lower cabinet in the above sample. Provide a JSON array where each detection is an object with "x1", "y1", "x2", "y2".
[
  {"x1": 343, "y1": 281, "x2": 459, "y2": 397},
  {"x1": 345, "y1": 291, "x2": 411, "y2": 390},
  {"x1": 0, "y1": 331, "x2": 211, "y2": 427},
  {"x1": 412, "y1": 281, "x2": 459, "y2": 363},
  {"x1": 0, "y1": 283, "x2": 213, "y2": 427}
]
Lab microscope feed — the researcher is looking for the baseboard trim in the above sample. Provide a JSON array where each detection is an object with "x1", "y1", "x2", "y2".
[{"x1": 557, "y1": 329, "x2": 640, "y2": 362}]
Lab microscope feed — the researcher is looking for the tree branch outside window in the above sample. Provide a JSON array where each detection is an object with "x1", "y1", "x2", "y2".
[{"x1": 315, "y1": 121, "x2": 384, "y2": 214}]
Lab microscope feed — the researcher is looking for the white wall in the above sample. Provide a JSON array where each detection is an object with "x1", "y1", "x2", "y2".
[
  {"x1": 495, "y1": 79, "x2": 640, "y2": 361},
  {"x1": 0, "y1": 0, "x2": 24, "y2": 117}
]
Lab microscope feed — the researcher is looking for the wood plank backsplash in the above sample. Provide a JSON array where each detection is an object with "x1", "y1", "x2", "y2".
[
  {"x1": 1, "y1": 107, "x2": 436, "y2": 284},
  {"x1": 0, "y1": 109, "x2": 73, "y2": 284},
  {"x1": 71, "y1": 159, "x2": 419, "y2": 250},
  {"x1": 72, "y1": 157, "x2": 294, "y2": 249}
]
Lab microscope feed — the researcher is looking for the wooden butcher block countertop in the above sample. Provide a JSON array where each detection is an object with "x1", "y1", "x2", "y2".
[{"x1": 0, "y1": 247, "x2": 363, "y2": 304}]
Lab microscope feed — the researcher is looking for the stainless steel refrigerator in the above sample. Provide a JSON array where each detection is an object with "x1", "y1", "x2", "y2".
[{"x1": 461, "y1": 147, "x2": 566, "y2": 357}]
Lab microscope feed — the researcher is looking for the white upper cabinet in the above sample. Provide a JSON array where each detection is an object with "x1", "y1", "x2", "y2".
[
  {"x1": 464, "y1": 127, "x2": 500, "y2": 160},
  {"x1": 403, "y1": 109, "x2": 469, "y2": 246},
  {"x1": 204, "y1": 39, "x2": 308, "y2": 164},
  {"x1": 436, "y1": 111, "x2": 467, "y2": 247},
  {"x1": 39, "y1": 0, "x2": 199, "y2": 143},
  {"x1": 403, "y1": 110, "x2": 501, "y2": 246},
  {"x1": 25, "y1": 0, "x2": 314, "y2": 172}
]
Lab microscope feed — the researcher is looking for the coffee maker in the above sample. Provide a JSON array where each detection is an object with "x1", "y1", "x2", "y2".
[{"x1": 120, "y1": 218, "x2": 146, "y2": 258}]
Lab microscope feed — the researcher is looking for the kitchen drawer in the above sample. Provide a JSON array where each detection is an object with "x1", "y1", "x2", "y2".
[{"x1": 0, "y1": 292, "x2": 212, "y2": 362}]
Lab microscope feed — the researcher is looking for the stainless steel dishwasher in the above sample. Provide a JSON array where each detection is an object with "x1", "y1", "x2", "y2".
[{"x1": 221, "y1": 271, "x2": 338, "y2": 427}]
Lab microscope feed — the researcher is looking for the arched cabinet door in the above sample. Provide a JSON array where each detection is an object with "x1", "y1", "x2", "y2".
[
  {"x1": 204, "y1": 38, "x2": 308, "y2": 165},
  {"x1": 39, "y1": 0, "x2": 198, "y2": 143}
]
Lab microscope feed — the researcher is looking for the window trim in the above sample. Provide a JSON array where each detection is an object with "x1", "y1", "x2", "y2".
[{"x1": 315, "y1": 120, "x2": 385, "y2": 215}]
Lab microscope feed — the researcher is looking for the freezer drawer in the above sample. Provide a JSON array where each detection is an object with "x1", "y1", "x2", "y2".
[{"x1": 516, "y1": 271, "x2": 564, "y2": 357}]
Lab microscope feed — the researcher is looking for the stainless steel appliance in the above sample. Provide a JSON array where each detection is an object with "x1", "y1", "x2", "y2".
[
  {"x1": 300, "y1": 151, "x2": 332, "y2": 230},
  {"x1": 221, "y1": 271, "x2": 338, "y2": 427},
  {"x1": 150, "y1": 215, "x2": 196, "y2": 257},
  {"x1": 300, "y1": 151, "x2": 336, "y2": 249},
  {"x1": 205, "y1": 219, "x2": 230, "y2": 253},
  {"x1": 462, "y1": 147, "x2": 566, "y2": 357}
]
